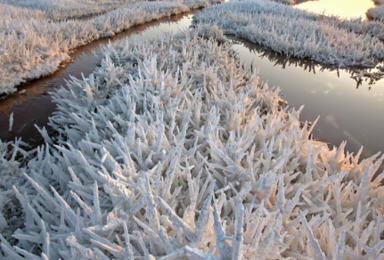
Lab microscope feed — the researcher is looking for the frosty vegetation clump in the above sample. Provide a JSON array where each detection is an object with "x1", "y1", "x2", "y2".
[
  {"x1": 367, "y1": 4, "x2": 384, "y2": 21},
  {"x1": 0, "y1": 0, "x2": 139, "y2": 21},
  {"x1": 0, "y1": 26, "x2": 384, "y2": 259},
  {"x1": 193, "y1": 0, "x2": 384, "y2": 69},
  {"x1": 367, "y1": 0, "x2": 384, "y2": 21},
  {"x1": 0, "y1": 0, "x2": 220, "y2": 96}
]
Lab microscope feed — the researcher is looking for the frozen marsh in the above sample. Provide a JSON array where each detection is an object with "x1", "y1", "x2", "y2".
[
  {"x1": 193, "y1": 0, "x2": 384, "y2": 69},
  {"x1": 0, "y1": 12, "x2": 198, "y2": 148},
  {"x1": 0, "y1": 0, "x2": 220, "y2": 96},
  {"x1": 0, "y1": 26, "x2": 384, "y2": 259}
]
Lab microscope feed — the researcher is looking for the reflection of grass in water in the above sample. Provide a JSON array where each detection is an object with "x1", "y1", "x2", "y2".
[
  {"x1": 231, "y1": 35, "x2": 384, "y2": 173},
  {"x1": 0, "y1": 11, "x2": 196, "y2": 114},
  {"x1": 230, "y1": 36, "x2": 384, "y2": 89},
  {"x1": 0, "y1": 11, "x2": 198, "y2": 147},
  {"x1": 0, "y1": 0, "x2": 218, "y2": 96},
  {"x1": 194, "y1": 0, "x2": 384, "y2": 76},
  {"x1": 65, "y1": 11, "x2": 196, "y2": 61}
]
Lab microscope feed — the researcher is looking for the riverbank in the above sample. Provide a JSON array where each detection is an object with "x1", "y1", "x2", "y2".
[
  {"x1": 0, "y1": 11, "x2": 198, "y2": 150},
  {"x1": 1, "y1": 25, "x2": 383, "y2": 259},
  {"x1": 193, "y1": 0, "x2": 384, "y2": 68},
  {"x1": 0, "y1": 0, "x2": 220, "y2": 96}
]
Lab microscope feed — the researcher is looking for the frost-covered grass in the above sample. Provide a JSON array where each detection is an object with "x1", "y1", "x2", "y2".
[
  {"x1": 0, "y1": 0, "x2": 219, "y2": 96},
  {"x1": 367, "y1": 4, "x2": 384, "y2": 21},
  {"x1": 0, "y1": 0, "x2": 137, "y2": 21},
  {"x1": 233, "y1": 36, "x2": 384, "y2": 86},
  {"x1": 0, "y1": 26, "x2": 383, "y2": 259},
  {"x1": 0, "y1": 139, "x2": 29, "y2": 239},
  {"x1": 193, "y1": 0, "x2": 384, "y2": 68}
]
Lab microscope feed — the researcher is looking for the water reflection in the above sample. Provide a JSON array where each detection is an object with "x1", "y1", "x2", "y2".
[
  {"x1": 0, "y1": 8, "x2": 382, "y2": 173},
  {"x1": 294, "y1": 0, "x2": 375, "y2": 19},
  {"x1": 232, "y1": 37, "x2": 384, "y2": 167},
  {"x1": 0, "y1": 12, "x2": 196, "y2": 146},
  {"x1": 233, "y1": 37, "x2": 384, "y2": 88}
]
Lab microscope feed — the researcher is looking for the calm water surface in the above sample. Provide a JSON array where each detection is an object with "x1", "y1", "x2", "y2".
[
  {"x1": 0, "y1": 7, "x2": 382, "y2": 171},
  {"x1": 232, "y1": 38, "x2": 384, "y2": 162},
  {"x1": 295, "y1": 0, "x2": 375, "y2": 19}
]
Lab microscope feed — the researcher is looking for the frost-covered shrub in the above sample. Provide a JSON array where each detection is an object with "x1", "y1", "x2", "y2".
[
  {"x1": 1, "y1": 26, "x2": 383, "y2": 259},
  {"x1": 193, "y1": 0, "x2": 384, "y2": 68},
  {"x1": 0, "y1": 0, "x2": 220, "y2": 96},
  {"x1": 336, "y1": 18, "x2": 384, "y2": 41},
  {"x1": 367, "y1": 5, "x2": 384, "y2": 21}
]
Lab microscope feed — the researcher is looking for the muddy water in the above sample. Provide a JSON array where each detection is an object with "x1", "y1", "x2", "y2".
[{"x1": 0, "y1": 8, "x2": 383, "y2": 171}]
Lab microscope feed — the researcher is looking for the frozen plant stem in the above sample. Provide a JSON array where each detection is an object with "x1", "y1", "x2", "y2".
[{"x1": 0, "y1": 25, "x2": 383, "y2": 259}]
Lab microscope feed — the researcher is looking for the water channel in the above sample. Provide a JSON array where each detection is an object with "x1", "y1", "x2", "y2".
[{"x1": 0, "y1": 2, "x2": 383, "y2": 171}]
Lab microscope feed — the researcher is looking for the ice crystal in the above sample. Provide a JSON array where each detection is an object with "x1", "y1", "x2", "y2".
[
  {"x1": 0, "y1": 0, "x2": 220, "y2": 96},
  {"x1": 0, "y1": 26, "x2": 383, "y2": 259},
  {"x1": 367, "y1": 4, "x2": 384, "y2": 21},
  {"x1": 193, "y1": 0, "x2": 384, "y2": 68}
]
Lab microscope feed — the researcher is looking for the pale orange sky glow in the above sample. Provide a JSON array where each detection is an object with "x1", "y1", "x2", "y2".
[{"x1": 295, "y1": 0, "x2": 375, "y2": 19}]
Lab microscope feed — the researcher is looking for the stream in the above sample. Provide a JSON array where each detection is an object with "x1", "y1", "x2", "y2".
[
  {"x1": 0, "y1": 12, "x2": 197, "y2": 147},
  {"x1": 0, "y1": 4, "x2": 383, "y2": 171}
]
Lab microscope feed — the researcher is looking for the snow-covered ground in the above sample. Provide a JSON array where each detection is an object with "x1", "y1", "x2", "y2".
[
  {"x1": 0, "y1": 0, "x2": 219, "y2": 96},
  {"x1": 1, "y1": 26, "x2": 383, "y2": 259},
  {"x1": 193, "y1": 0, "x2": 384, "y2": 68}
]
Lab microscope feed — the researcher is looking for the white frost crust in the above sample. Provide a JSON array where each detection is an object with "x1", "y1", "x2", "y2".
[
  {"x1": 1, "y1": 27, "x2": 384, "y2": 259},
  {"x1": 367, "y1": 5, "x2": 384, "y2": 21},
  {"x1": 193, "y1": 0, "x2": 384, "y2": 68},
  {"x1": 271, "y1": 0, "x2": 294, "y2": 5},
  {"x1": 0, "y1": 0, "x2": 219, "y2": 96},
  {"x1": 0, "y1": 139, "x2": 29, "y2": 237},
  {"x1": 0, "y1": 0, "x2": 140, "y2": 21}
]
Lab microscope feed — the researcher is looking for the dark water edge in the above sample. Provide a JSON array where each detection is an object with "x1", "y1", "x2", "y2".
[
  {"x1": 230, "y1": 36, "x2": 384, "y2": 173},
  {"x1": 0, "y1": 8, "x2": 383, "y2": 174},
  {"x1": 0, "y1": 11, "x2": 197, "y2": 147}
]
